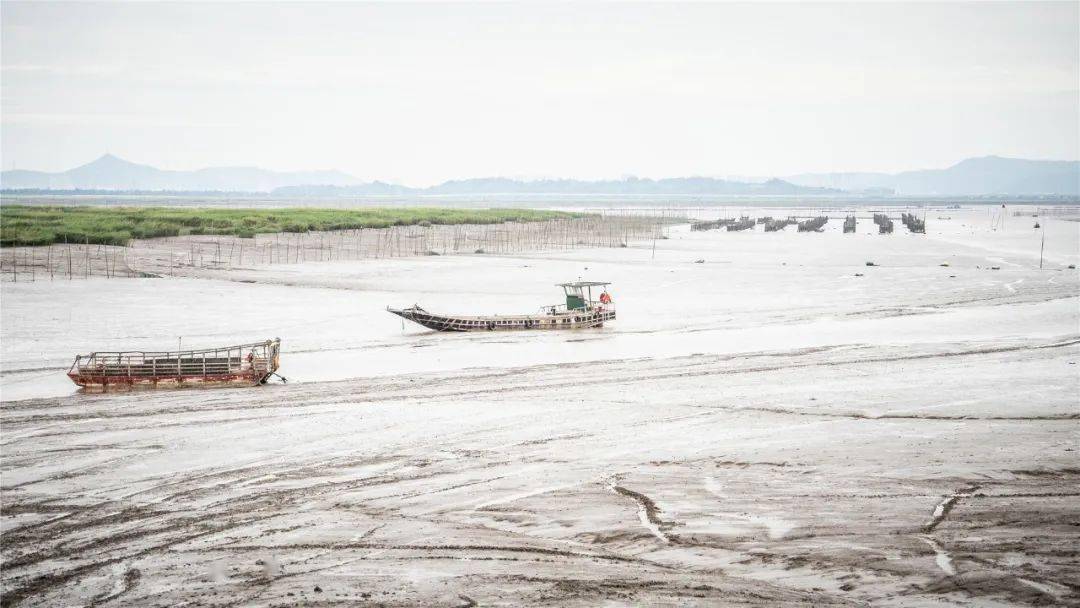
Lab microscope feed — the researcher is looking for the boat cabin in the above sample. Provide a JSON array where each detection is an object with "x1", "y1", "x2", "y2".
[{"x1": 558, "y1": 281, "x2": 611, "y2": 311}]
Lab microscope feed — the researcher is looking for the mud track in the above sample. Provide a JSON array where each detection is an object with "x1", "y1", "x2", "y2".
[{"x1": 2, "y1": 337, "x2": 1078, "y2": 606}]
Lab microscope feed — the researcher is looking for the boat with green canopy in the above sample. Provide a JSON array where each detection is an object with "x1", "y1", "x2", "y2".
[{"x1": 388, "y1": 281, "x2": 616, "y2": 332}]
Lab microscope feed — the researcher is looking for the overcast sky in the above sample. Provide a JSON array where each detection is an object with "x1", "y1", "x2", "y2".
[{"x1": 1, "y1": 2, "x2": 1077, "y2": 185}]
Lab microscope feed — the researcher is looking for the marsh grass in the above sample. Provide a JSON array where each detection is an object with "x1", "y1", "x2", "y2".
[{"x1": 0, "y1": 206, "x2": 578, "y2": 247}]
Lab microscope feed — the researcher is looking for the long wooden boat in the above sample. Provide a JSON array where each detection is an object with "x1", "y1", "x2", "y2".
[
  {"x1": 67, "y1": 338, "x2": 281, "y2": 390},
  {"x1": 388, "y1": 281, "x2": 616, "y2": 332}
]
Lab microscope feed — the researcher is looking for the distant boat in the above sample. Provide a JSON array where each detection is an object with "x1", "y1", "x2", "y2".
[
  {"x1": 388, "y1": 281, "x2": 616, "y2": 332},
  {"x1": 67, "y1": 338, "x2": 281, "y2": 389}
]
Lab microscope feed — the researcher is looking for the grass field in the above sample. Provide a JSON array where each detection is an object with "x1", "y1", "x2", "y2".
[{"x1": 0, "y1": 206, "x2": 578, "y2": 246}]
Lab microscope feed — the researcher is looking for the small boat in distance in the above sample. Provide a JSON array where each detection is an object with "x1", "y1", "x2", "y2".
[
  {"x1": 67, "y1": 338, "x2": 281, "y2": 390},
  {"x1": 388, "y1": 281, "x2": 616, "y2": 332}
]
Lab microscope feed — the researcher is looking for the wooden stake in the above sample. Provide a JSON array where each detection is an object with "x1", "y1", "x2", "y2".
[{"x1": 1039, "y1": 229, "x2": 1045, "y2": 269}]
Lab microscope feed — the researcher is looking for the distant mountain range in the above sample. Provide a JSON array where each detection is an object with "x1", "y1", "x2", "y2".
[
  {"x1": 272, "y1": 176, "x2": 841, "y2": 197},
  {"x1": 2, "y1": 154, "x2": 1077, "y2": 196},
  {"x1": 0, "y1": 154, "x2": 357, "y2": 193},
  {"x1": 784, "y1": 156, "x2": 1079, "y2": 196}
]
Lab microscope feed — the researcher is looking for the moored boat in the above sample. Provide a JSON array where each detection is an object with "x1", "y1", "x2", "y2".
[
  {"x1": 67, "y1": 338, "x2": 281, "y2": 390},
  {"x1": 388, "y1": 281, "x2": 616, "y2": 332}
]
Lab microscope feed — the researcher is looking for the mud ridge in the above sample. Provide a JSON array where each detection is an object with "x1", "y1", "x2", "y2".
[
  {"x1": 5, "y1": 337, "x2": 1077, "y2": 418},
  {"x1": 210, "y1": 542, "x2": 644, "y2": 564},
  {"x1": 610, "y1": 484, "x2": 673, "y2": 543},
  {"x1": 693, "y1": 404, "x2": 1080, "y2": 422},
  {"x1": 88, "y1": 567, "x2": 140, "y2": 606},
  {"x1": 923, "y1": 486, "x2": 979, "y2": 533},
  {"x1": 1, "y1": 514, "x2": 274, "y2": 608}
]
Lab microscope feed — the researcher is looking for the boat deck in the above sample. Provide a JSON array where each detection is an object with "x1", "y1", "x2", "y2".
[{"x1": 68, "y1": 339, "x2": 280, "y2": 389}]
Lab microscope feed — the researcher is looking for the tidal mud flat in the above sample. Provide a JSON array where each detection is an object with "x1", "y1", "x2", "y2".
[{"x1": 1, "y1": 208, "x2": 1078, "y2": 606}]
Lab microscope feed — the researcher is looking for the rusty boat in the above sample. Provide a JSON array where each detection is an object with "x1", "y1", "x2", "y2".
[
  {"x1": 67, "y1": 338, "x2": 281, "y2": 390},
  {"x1": 388, "y1": 281, "x2": 616, "y2": 332}
]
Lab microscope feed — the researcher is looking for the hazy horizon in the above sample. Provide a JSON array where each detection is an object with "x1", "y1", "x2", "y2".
[{"x1": 2, "y1": 2, "x2": 1077, "y2": 186}]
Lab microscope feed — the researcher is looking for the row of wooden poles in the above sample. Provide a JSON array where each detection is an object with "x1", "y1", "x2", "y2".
[
  {"x1": 1, "y1": 242, "x2": 134, "y2": 281},
  {"x1": 0, "y1": 215, "x2": 667, "y2": 281},
  {"x1": 1010, "y1": 207, "x2": 1080, "y2": 217}
]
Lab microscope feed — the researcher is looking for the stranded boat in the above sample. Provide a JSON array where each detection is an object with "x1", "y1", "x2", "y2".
[
  {"x1": 388, "y1": 281, "x2": 616, "y2": 332},
  {"x1": 67, "y1": 338, "x2": 281, "y2": 389}
]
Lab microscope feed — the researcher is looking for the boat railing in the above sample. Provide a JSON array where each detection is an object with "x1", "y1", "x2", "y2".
[
  {"x1": 538, "y1": 300, "x2": 614, "y2": 315},
  {"x1": 69, "y1": 339, "x2": 280, "y2": 379}
]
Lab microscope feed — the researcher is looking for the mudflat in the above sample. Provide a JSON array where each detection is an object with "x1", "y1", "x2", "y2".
[{"x1": 2, "y1": 209, "x2": 1077, "y2": 606}]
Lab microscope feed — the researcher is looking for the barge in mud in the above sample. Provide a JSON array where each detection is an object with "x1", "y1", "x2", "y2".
[
  {"x1": 389, "y1": 281, "x2": 615, "y2": 332},
  {"x1": 67, "y1": 338, "x2": 281, "y2": 389}
]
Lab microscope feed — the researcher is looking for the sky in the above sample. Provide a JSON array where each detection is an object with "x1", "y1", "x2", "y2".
[{"x1": 1, "y1": 2, "x2": 1077, "y2": 186}]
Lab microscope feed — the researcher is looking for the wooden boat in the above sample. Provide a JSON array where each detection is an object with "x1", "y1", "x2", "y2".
[
  {"x1": 388, "y1": 281, "x2": 616, "y2": 332},
  {"x1": 67, "y1": 338, "x2": 281, "y2": 390}
]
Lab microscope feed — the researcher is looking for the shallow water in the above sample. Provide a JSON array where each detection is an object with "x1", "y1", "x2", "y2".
[{"x1": 2, "y1": 208, "x2": 1076, "y2": 401}]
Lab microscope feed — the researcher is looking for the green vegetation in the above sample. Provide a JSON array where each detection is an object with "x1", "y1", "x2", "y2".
[{"x1": 0, "y1": 206, "x2": 578, "y2": 247}]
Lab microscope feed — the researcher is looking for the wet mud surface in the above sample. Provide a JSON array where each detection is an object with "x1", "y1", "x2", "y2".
[
  {"x1": 2, "y1": 338, "x2": 1078, "y2": 606},
  {"x1": 2, "y1": 209, "x2": 1078, "y2": 606}
]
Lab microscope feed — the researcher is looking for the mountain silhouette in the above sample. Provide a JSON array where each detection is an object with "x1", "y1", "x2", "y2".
[
  {"x1": 785, "y1": 156, "x2": 1079, "y2": 195},
  {"x1": 3, "y1": 154, "x2": 1077, "y2": 196},
  {"x1": 1, "y1": 154, "x2": 360, "y2": 192}
]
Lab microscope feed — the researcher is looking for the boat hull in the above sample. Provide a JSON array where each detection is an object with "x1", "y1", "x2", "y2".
[
  {"x1": 389, "y1": 307, "x2": 615, "y2": 332},
  {"x1": 67, "y1": 370, "x2": 270, "y2": 390},
  {"x1": 67, "y1": 339, "x2": 280, "y2": 391}
]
